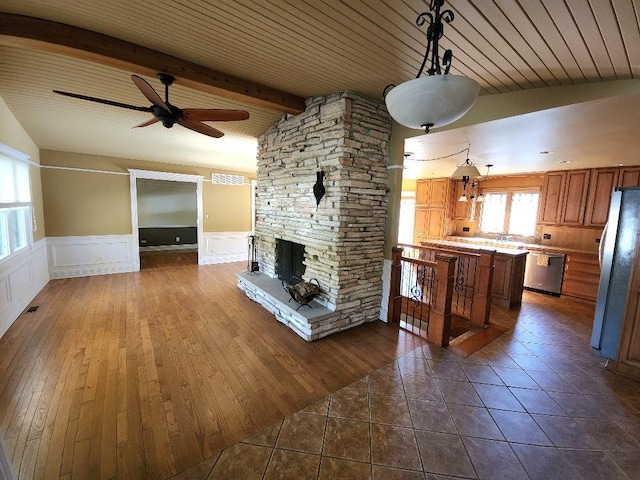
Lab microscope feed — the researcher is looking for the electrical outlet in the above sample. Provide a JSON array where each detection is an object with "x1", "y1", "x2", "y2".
[
  {"x1": 97, "y1": 256, "x2": 103, "y2": 262},
  {"x1": 175, "y1": 236, "x2": 180, "y2": 242},
  {"x1": 543, "y1": 233, "x2": 551, "y2": 240}
]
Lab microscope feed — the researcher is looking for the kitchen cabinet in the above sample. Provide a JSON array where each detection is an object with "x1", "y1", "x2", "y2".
[
  {"x1": 419, "y1": 239, "x2": 528, "y2": 309},
  {"x1": 612, "y1": 227, "x2": 640, "y2": 381},
  {"x1": 618, "y1": 167, "x2": 640, "y2": 187},
  {"x1": 452, "y1": 181, "x2": 470, "y2": 219},
  {"x1": 538, "y1": 172, "x2": 566, "y2": 224},
  {"x1": 492, "y1": 253, "x2": 528, "y2": 309},
  {"x1": 584, "y1": 168, "x2": 619, "y2": 227},
  {"x1": 561, "y1": 253, "x2": 600, "y2": 302},
  {"x1": 413, "y1": 208, "x2": 445, "y2": 243},
  {"x1": 416, "y1": 178, "x2": 449, "y2": 207},
  {"x1": 560, "y1": 169, "x2": 590, "y2": 225},
  {"x1": 540, "y1": 167, "x2": 639, "y2": 227},
  {"x1": 414, "y1": 178, "x2": 450, "y2": 244}
]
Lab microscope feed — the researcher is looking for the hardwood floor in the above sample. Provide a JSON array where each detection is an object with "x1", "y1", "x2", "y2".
[{"x1": 0, "y1": 261, "x2": 425, "y2": 479}]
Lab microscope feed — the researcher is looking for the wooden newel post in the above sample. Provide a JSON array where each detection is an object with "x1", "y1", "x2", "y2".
[
  {"x1": 471, "y1": 249, "x2": 495, "y2": 328},
  {"x1": 388, "y1": 246, "x2": 404, "y2": 324},
  {"x1": 429, "y1": 254, "x2": 456, "y2": 347}
]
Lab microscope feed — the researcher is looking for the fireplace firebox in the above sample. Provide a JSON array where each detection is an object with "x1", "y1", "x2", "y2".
[{"x1": 276, "y1": 239, "x2": 305, "y2": 282}]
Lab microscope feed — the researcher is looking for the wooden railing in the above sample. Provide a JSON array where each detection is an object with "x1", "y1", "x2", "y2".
[
  {"x1": 389, "y1": 244, "x2": 496, "y2": 346},
  {"x1": 388, "y1": 246, "x2": 456, "y2": 347}
]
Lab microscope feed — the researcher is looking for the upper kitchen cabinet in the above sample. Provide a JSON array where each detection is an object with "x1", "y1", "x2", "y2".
[
  {"x1": 560, "y1": 169, "x2": 590, "y2": 225},
  {"x1": 452, "y1": 181, "x2": 470, "y2": 219},
  {"x1": 585, "y1": 168, "x2": 619, "y2": 227},
  {"x1": 619, "y1": 167, "x2": 640, "y2": 187},
  {"x1": 540, "y1": 166, "x2": 640, "y2": 227},
  {"x1": 415, "y1": 178, "x2": 450, "y2": 208},
  {"x1": 538, "y1": 172, "x2": 566, "y2": 224}
]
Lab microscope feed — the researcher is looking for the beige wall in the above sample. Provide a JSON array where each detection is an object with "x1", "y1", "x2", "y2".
[
  {"x1": 0, "y1": 97, "x2": 46, "y2": 241},
  {"x1": 40, "y1": 150, "x2": 254, "y2": 236}
]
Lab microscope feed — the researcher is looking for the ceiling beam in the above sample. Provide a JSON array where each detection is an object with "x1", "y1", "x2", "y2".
[{"x1": 0, "y1": 13, "x2": 306, "y2": 114}]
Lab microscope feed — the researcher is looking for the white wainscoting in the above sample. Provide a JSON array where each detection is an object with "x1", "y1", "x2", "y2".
[
  {"x1": 379, "y1": 258, "x2": 391, "y2": 322},
  {"x1": 47, "y1": 234, "x2": 136, "y2": 279},
  {"x1": 0, "y1": 238, "x2": 49, "y2": 339},
  {"x1": 200, "y1": 231, "x2": 251, "y2": 265}
]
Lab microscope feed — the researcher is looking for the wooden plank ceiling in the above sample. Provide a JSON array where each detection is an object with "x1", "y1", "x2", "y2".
[{"x1": 0, "y1": 0, "x2": 639, "y2": 174}]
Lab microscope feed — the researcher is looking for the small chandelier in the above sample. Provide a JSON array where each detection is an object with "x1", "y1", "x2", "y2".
[
  {"x1": 384, "y1": 0, "x2": 480, "y2": 133},
  {"x1": 451, "y1": 149, "x2": 481, "y2": 190}
]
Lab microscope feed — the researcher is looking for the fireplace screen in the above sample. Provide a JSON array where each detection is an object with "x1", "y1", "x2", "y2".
[{"x1": 276, "y1": 239, "x2": 306, "y2": 282}]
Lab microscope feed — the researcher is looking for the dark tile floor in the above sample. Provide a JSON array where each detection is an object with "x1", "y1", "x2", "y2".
[{"x1": 169, "y1": 295, "x2": 640, "y2": 480}]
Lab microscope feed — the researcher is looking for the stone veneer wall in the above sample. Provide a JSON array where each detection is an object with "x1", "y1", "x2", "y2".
[{"x1": 252, "y1": 90, "x2": 391, "y2": 339}]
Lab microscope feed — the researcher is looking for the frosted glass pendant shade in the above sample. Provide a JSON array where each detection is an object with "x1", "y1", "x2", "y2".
[{"x1": 385, "y1": 75, "x2": 480, "y2": 130}]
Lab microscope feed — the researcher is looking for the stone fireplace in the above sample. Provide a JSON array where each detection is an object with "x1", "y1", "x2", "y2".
[
  {"x1": 237, "y1": 90, "x2": 392, "y2": 340},
  {"x1": 276, "y1": 239, "x2": 306, "y2": 282}
]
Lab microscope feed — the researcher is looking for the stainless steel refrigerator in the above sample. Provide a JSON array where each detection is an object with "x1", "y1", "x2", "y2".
[{"x1": 591, "y1": 187, "x2": 640, "y2": 359}]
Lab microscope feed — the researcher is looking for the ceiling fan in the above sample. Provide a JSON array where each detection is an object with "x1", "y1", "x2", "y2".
[{"x1": 53, "y1": 73, "x2": 250, "y2": 138}]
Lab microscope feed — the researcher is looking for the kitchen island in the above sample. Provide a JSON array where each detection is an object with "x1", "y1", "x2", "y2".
[{"x1": 419, "y1": 239, "x2": 529, "y2": 309}]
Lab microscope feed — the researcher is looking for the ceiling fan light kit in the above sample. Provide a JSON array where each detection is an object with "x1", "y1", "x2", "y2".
[
  {"x1": 384, "y1": 0, "x2": 479, "y2": 133},
  {"x1": 54, "y1": 73, "x2": 249, "y2": 138}
]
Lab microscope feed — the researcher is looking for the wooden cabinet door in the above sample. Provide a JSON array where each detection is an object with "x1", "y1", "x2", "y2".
[
  {"x1": 538, "y1": 172, "x2": 566, "y2": 224},
  {"x1": 585, "y1": 168, "x2": 618, "y2": 226},
  {"x1": 413, "y1": 208, "x2": 428, "y2": 240},
  {"x1": 561, "y1": 253, "x2": 600, "y2": 302},
  {"x1": 416, "y1": 180, "x2": 430, "y2": 205},
  {"x1": 429, "y1": 179, "x2": 449, "y2": 208},
  {"x1": 492, "y1": 256, "x2": 510, "y2": 299},
  {"x1": 619, "y1": 167, "x2": 640, "y2": 187},
  {"x1": 614, "y1": 228, "x2": 640, "y2": 381},
  {"x1": 452, "y1": 181, "x2": 469, "y2": 219},
  {"x1": 561, "y1": 169, "x2": 590, "y2": 225},
  {"x1": 426, "y1": 208, "x2": 445, "y2": 239}
]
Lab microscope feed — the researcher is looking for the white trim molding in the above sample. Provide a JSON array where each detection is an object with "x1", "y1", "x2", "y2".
[
  {"x1": 0, "y1": 238, "x2": 49, "y2": 339},
  {"x1": 200, "y1": 231, "x2": 251, "y2": 265},
  {"x1": 128, "y1": 169, "x2": 204, "y2": 271},
  {"x1": 47, "y1": 234, "x2": 135, "y2": 279},
  {"x1": 379, "y1": 258, "x2": 391, "y2": 322}
]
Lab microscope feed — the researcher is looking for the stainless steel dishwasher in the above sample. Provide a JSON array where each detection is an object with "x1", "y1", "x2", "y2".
[{"x1": 523, "y1": 252, "x2": 566, "y2": 295}]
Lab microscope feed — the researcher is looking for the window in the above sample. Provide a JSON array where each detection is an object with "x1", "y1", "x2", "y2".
[
  {"x1": 479, "y1": 190, "x2": 539, "y2": 238},
  {"x1": 398, "y1": 193, "x2": 415, "y2": 244},
  {"x1": 0, "y1": 150, "x2": 32, "y2": 262}
]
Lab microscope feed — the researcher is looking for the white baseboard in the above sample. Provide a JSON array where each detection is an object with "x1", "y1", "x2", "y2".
[
  {"x1": 199, "y1": 231, "x2": 251, "y2": 265},
  {"x1": 47, "y1": 234, "x2": 136, "y2": 279},
  {"x1": 139, "y1": 244, "x2": 197, "y2": 252},
  {"x1": 0, "y1": 238, "x2": 49, "y2": 340},
  {"x1": 379, "y1": 258, "x2": 391, "y2": 322}
]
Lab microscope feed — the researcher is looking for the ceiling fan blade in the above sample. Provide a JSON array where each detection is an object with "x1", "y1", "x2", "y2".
[
  {"x1": 182, "y1": 109, "x2": 250, "y2": 122},
  {"x1": 179, "y1": 119, "x2": 224, "y2": 138},
  {"x1": 53, "y1": 90, "x2": 151, "y2": 113},
  {"x1": 132, "y1": 117, "x2": 160, "y2": 128},
  {"x1": 131, "y1": 75, "x2": 170, "y2": 112}
]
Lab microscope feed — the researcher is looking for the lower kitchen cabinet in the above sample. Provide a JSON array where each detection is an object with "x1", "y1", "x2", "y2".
[
  {"x1": 492, "y1": 253, "x2": 528, "y2": 309},
  {"x1": 561, "y1": 253, "x2": 600, "y2": 302}
]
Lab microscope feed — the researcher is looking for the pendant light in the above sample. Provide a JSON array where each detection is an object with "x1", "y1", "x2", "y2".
[{"x1": 384, "y1": 0, "x2": 480, "y2": 133}]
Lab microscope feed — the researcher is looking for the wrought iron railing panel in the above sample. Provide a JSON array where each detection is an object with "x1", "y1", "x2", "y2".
[
  {"x1": 398, "y1": 256, "x2": 436, "y2": 339},
  {"x1": 399, "y1": 244, "x2": 480, "y2": 320}
]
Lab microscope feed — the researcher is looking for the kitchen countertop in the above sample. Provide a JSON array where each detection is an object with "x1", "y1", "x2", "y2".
[
  {"x1": 445, "y1": 236, "x2": 599, "y2": 256},
  {"x1": 420, "y1": 239, "x2": 529, "y2": 256}
]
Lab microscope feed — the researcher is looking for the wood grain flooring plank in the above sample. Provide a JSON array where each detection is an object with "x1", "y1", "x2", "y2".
[{"x1": 0, "y1": 259, "x2": 427, "y2": 479}]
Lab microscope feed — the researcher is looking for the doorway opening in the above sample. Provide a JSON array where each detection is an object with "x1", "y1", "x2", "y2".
[{"x1": 129, "y1": 169, "x2": 204, "y2": 271}]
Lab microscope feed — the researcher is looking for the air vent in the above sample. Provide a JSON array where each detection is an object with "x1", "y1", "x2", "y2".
[{"x1": 212, "y1": 173, "x2": 245, "y2": 186}]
